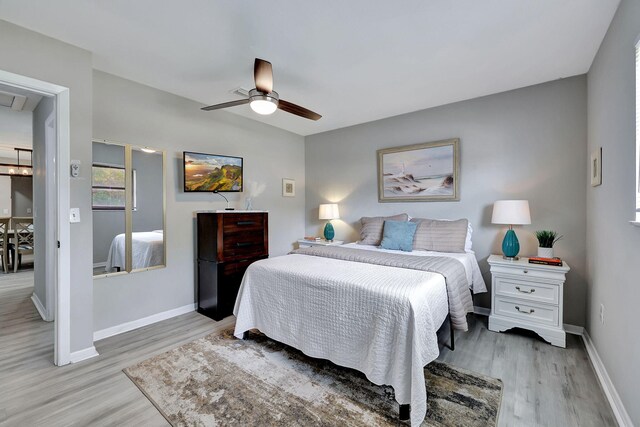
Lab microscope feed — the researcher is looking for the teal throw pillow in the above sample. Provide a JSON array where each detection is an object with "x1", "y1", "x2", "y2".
[{"x1": 380, "y1": 220, "x2": 417, "y2": 252}]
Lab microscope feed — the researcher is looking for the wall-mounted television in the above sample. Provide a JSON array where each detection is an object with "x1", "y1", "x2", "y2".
[{"x1": 183, "y1": 151, "x2": 243, "y2": 192}]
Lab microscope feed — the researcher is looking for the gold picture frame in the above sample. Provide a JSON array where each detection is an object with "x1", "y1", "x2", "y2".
[{"x1": 377, "y1": 138, "x2": 460, "y2": 202}]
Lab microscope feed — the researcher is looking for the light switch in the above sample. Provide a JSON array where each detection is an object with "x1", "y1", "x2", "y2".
[
  {"x1": 27, "y1": 208, "x2": 32, "y2": 214},
  {"x1": 69, "y1": 208, "x2": 80, "y2": 223}
]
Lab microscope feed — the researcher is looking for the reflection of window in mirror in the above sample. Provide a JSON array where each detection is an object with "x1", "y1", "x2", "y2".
[
  {"x1": 92, "y1": 141, "x2": 126, "y2": 276},
  {"x1": 92, "y1": 165, "x2": 137, "y2": 210}
]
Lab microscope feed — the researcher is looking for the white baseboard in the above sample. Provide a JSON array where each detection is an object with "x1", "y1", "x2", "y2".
[
  {"x1": 93, "y1": 303, "x2": 196, "y2": 342},
  {"x1": 69, "y1": 346, "x2": 99, "y2": 363},
  {"x1": 31, "y1": 293, "x2": 52, "y2": 322},
  {"x1": 93, "y1": 261, "x2": 106, "y2": 268},
  {"x1": 563, "y1": 323, "x2": 584, "y2": 336},
  {"x1": 582, "y1": 330, "x2": 633, "y2": 427}
]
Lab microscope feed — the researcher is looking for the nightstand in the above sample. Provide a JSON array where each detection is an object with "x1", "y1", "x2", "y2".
[
  {"x1": 297, "y1": 239, "x2": 344, "y2": 248},
  {"x1": 487, "y1": 254, "x2": 570, "y2": 348}
]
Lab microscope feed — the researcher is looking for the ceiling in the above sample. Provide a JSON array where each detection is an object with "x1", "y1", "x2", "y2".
[
  {"x1": 0, "y1": 0, "x2": 619, "y2": 136},
  {"x1": 0, "y1": 83, "x2": 43, "y2": 112}
]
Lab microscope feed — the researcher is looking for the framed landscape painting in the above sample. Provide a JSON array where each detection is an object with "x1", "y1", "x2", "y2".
[{"x1": 377, "y1": 138, "x2": 460, "y2": 202}]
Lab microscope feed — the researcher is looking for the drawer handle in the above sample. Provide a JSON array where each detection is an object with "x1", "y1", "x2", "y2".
[
  {"x1": 523, "y1": 270, "x2": 528, "y2": 274},
  {"x1": 236, "y1": 242, "x2": 254, "y2": 247},
  {"x1": 515, "y1": 286, "x2": 535, "y2": 294},
  {"x1": 515, "y1": 306, "x2": 535, "y2": 314},
  {"x1": 237, "y1": 221, "x2": 256, "y2": 226}
]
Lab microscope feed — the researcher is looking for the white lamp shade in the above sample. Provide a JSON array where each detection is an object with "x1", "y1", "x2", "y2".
[
  {"x1": 319, "y1": 203, "x2": 340, "y2": 220},
  {"x1": 491, "y1": 200, "x2": 531, "y2": 225}
]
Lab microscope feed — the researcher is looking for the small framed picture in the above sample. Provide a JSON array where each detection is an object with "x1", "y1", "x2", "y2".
[
  {"x1": 282, "y1": 178, "x2": 295, "y2": 197},
  {"x1": 591, "y1": 147, "x2": 602, "y2": 187}
]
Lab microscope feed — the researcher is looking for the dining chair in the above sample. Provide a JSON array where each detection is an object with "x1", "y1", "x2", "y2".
[
  {"x1": 12, "y1": 217, "x2": 34, "y2": 273},
  {"x1": 0, "y1": 218, "x2": 10, "y2": 273}
]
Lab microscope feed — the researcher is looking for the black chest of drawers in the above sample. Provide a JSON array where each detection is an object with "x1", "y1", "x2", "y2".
[{"x1": 196, "y1": 212, "x2": 268, "y2": 321}]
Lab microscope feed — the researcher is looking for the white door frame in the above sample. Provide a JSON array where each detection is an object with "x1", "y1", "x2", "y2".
[
  {"x1": 0, "y1": 69, "x2": 72, "y2": 366},
  {"x1": 44, "y1": 111, "x2": 57, "y2": 321}
]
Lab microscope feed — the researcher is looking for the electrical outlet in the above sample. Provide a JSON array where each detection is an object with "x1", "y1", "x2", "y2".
[{"x1": 600, "y1": 304, "x2": 605, "y2": 324}]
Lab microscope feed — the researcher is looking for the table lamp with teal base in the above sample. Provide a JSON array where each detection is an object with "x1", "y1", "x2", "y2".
[
  {"x1": 491, "y1": 200, "x2": 531, "y2": 260},
  {"x1": 319, "y1": 203, "x2": 340, "y2": 242}
]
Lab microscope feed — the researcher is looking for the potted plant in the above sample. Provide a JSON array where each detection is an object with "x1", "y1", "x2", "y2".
[{"x1": 535, "y1": 230, "x2": 563, "y2": 258}]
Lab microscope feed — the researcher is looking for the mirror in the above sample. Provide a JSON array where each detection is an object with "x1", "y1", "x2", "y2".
[
  {"x1": 92, "y1": 140, "x2": 166, "y2": 278},
  {"x1": 130, "y1": 146, "x2": 165, "y2": 272}
]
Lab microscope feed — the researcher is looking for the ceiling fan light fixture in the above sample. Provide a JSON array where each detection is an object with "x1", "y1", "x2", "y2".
[
  {"x1": 249, "y1": 89, "x2": 279, "y2": 115},
  {"x1": 250, "y1": 99, "x2": 277, "y2": 115}
]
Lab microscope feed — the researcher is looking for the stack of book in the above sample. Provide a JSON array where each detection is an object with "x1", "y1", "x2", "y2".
[
  {"x1": 528, "y1": 257, "x2": 563, "y2": 267},
  {"x1": 304, "y1": 236, "x2": 323, "y2": 242}
]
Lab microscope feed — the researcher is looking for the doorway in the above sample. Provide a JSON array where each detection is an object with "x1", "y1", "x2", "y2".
[{"x1": 0, "y1": 69, "x2": 71, "y2": 366}]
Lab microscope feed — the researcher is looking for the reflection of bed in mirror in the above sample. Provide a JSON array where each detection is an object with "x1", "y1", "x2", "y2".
[{"x1": 105, "y1": 230, "x2": 164, "y2": 272}]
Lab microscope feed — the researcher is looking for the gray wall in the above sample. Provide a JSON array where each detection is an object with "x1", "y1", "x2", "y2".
[
  {"x1": 0, "y1": 107, "x2": 31, "y2": 147},
  {"x1": 92, "y1": 70, "x2": 305, "y2": 332},
  {"x1": 305, "y1": 76, "x2": 588, "y2": 325},
  {"x1": 0, "y1": 175, "x2": 10, "y2": 216},
  {"x1": 32, "y1": 95, "x2": 55, "y2": 318},
  {"x1": 11, "y1": 176, "x2": 32, "y2": 216},
  {"x1": 587, "y1": 0, "x2": 640, "y2": 423},
  {"x1": 131, "y1": 149, "x2": 164, "y2": 234},
  {"x1": 0, "y1": 20, "x2": 94, "y2": 353}
]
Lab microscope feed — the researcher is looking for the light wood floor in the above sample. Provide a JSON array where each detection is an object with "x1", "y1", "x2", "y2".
[{"x1": 0, "y1": 273, "x2": 616, "y2": 426}]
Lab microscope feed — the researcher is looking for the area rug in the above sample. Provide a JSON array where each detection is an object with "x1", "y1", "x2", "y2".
[{"x1": 124, "y1": 330, "x2": 502, "y2": 426}]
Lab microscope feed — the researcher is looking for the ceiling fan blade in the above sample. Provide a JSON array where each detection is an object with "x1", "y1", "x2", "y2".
[
  {"x1": 278, "y1": 99, "x2": 322, "y2": 121},
  {"x1": 201, "y1": 98, "x2": 250, "y2": 111},
  {"x1": 254, "y1": 58, "x2": 273, "y2": 93}
]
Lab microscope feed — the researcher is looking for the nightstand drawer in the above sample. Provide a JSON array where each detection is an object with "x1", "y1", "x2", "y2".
[
  {"x1": 494, "y1": 297, "x2": 559, "y2": 326},
  {"x1": 494, "y1": 277, "x2": 559, "y2": 305},
  {"x1": 490, "y1": 264, "x2": 566, "y2": 281}
]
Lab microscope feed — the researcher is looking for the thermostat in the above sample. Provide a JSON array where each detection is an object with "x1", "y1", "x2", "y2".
[{"x1": 70, "y1": 160, "x2": 80, "y2": 178}]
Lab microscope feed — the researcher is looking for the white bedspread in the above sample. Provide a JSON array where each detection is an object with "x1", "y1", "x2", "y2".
[
  {"x1": 344, "y1": 242, "x2": 487, "y2": 294},
  {"x1": 234, "y1": 252, "x2": 452, "y2": 426},
  {"x1": 105, "y1": 230, "x2": 164, "y2": 272}
]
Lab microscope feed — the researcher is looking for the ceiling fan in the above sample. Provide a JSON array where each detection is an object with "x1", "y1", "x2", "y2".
[{"x1": 201, "y1": 58, "x2": 321, "y2": 121}]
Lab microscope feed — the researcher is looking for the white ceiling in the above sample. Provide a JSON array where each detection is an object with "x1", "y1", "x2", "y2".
[
  {"x1": 0, "y1": 0, "x2": 619, "y2": 136},
  {"x1": 0, "y1": 83, "x2": 43, "y2": 112}
]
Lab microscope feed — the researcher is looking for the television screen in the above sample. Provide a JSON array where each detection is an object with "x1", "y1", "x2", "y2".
[{"x1": 183, "y1": 151, "x2": 243, "y2": 192}]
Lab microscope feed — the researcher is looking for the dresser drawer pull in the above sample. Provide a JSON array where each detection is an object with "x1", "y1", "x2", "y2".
[
  {"x1": 236, "y1": 242, "x2": 254, "y2": 247},
  {"x1": 523, "y1": 270, "x2": 528, "y2": 274},
  {"x1": 515, "y1": 306, "x2": 535, "y2": 314},
  {"x1": 237, "y1": 221, "x2": 256, "y2": 226},
  {"x1": 515, "y1": 286, "x2": 535, "y2": 294}
]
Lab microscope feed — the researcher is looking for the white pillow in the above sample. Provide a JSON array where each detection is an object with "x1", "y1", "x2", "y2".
[{"x1": 465, "y1": 222, "x2": 473, "y2": 252}]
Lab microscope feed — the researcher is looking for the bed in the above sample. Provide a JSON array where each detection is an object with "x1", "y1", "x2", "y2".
[
  {"x1": 233, "y1": 240, "x2": 486, "y2": 426},
  {"x1": 105, "y1": 230, "x2": 164, "y2": 272}
]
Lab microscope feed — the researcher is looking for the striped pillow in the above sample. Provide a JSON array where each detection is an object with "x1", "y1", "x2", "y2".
[
  {"x1": 411, "y1": 218, "x2": 469, "y2": 253},
  {"x1": 358, "y1": 214, "x2": 409, "y2": 246}
]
